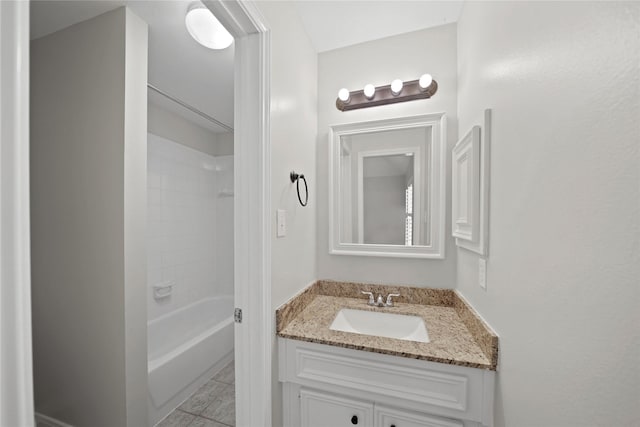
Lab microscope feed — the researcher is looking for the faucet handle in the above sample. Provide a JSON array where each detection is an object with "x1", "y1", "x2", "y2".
[
  {"x1": 385, "y1": 293, "x2": 401, "y2": 307},
  {"x1": 361, "y1": 291, "x2": 375, "y2": 305}
]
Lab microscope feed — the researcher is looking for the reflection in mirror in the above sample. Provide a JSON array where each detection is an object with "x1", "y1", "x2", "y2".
[
  {"x1": 330, "y1": 113, "x2": 446, "y2": 258},
  {"x1": 363, "y1": 153, "x2": 414, "y2": 245},
  {"x1": 340, "y1": 129, "x2": 426, "y2": 246}
]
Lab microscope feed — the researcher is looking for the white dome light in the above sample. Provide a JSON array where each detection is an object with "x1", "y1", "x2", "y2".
[
  {"x1": 391, "y1": 79, "x2": 403, "y2": 95},
  {"x1": 419, "y1": 74, "x2": 433, "y2": 90},
  {"x1": 185, "y1": 5, "x2": 233, "y2": 50},
  {"x1": 364, "y1": 84, "x2": 375, "y2": 99},
  {"x1": 338, "y1": 88, "x2": 350, "y2": 102}
]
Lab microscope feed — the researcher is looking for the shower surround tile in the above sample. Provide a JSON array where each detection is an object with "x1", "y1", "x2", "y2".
[{"x1": 147, "y1": 133, "x2": 234, "y2": 322}]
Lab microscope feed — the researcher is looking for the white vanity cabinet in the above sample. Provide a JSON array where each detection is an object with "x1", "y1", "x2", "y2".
[
  {"x1": 279, "y1": 338, "x2": 495, "y2": 427},
  {"x1": 299, "y1": 388, "x2": 373, "y2": 427},
  {"x1": 374, "y1": 405, "x2": 464, "y2": 427},
  {"x1": 298, "y1": 388, "x2": 464, "y2": 427}
]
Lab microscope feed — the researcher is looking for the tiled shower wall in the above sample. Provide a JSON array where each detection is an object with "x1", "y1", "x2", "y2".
[{"x1": 147, "y1": 133, "x2": 234, "y2": 321}]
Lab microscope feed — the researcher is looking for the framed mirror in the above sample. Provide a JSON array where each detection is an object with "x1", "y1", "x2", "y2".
[{"x1": 329, "y1": 113, "x2": 446, "y2": 258}]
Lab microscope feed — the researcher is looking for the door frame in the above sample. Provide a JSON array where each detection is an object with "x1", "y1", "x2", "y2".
[
  {"x1": 203, "y1": 1, "x2": 272, "y2": 425},
  {"x1": 0, "y1": 1, "x2": 272, "y2": 425},
  {"x1": 0, "y1": 1, "x2": 35, "y2": 426}
]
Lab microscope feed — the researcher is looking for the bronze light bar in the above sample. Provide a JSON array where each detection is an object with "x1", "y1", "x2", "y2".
[{"x1": 336, "y1": 78, "x2": 438, "y2": 112}]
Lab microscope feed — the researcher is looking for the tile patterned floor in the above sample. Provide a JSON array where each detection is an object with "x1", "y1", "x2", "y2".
[{"x1": 157, "y1": 361, "x2": 235, "y2": 427}]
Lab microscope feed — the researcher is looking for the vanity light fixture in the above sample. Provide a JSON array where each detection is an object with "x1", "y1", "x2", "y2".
[
  {"x1": 390, "y1": 79, "x2": 403, "y2": 96},
  {"x1": 363, "y1": 84, "x2": 376, "y2": 100},
  {"x1": 336, "y1": 74, "x2": 438, "y2": 112},
  {"x1": 338, "y1": 88, "x2": 350, "y2": 103},
  {"x1": 419, "y1": 73, "x2": 433, "y2": 91},
  {"x1": 185, "y1": 4, "x2": 233, "y2": 50}
]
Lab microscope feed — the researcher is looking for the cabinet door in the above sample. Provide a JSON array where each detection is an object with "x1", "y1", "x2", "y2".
[
  {"x1": 300, "y1": 388, "x2": 373, "y2": 427},
  {"x1": 375, "y1": 405, "x2": 464, "y2": 427}
]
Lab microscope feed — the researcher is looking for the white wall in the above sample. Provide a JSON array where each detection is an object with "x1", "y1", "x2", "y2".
[
  {"x1": 147, "y1": 134, "x2": 234, "y2": 322},
  {"x1": 148, "y1": 102, "x2": 234, "y2": 157},
  {"x1": 123, "y1": 9, "x2": 149, "y2": 426},
  {"x1": 215, "y1": 155, "x2": 235, "y2": 291},
  {"x1": 317, "y1": 24, "x2": 457, "y2": 287},
  {"x1": 255, "y1": 2, "x2": 318, "y2": 425},
  {"x1": 260, "y1": 2, "x2": 318, "y2": 310},
  {"x1": 456, "y1": 2, "x2": 640, "y2": 425},
  {"x1": 30, "y1": 8, "x2": 148, "y2": 426}
]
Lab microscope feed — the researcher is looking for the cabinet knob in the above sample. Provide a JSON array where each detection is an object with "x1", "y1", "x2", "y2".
[
  {"x1": 351, "y1": 415, "x2": 358, "y2": 424},
  {"x1": 391, "y1": 425, "x2": 396, "y2": 427}
]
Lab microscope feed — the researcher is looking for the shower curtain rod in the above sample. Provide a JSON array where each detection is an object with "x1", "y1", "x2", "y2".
[{"x1": 147, "y1": 83, "x2": 234, "y2": 133}]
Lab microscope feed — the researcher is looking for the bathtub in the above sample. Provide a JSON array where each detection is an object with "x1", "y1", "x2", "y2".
[{"x1": 148, "y1": 296, "x2": 234, "y2": 426}]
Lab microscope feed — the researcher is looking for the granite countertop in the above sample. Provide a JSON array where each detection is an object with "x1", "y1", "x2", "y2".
[{"x1": 276, "y1": 280, "x2": 499, "y2": 371}]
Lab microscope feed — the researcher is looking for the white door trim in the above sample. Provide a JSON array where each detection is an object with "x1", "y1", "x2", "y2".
[
  {"x1": 203, "y1": 2, "x2": 272, "y2": 425},
  {"x1": 0, "y1": 1, "x2": 35, "y2": 426}
]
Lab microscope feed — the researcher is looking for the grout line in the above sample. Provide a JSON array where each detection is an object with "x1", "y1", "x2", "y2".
[{"x1": 165, "y1": 365, "x2": 236, "y2": 426}]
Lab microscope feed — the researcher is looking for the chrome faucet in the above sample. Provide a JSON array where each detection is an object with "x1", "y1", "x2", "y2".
[
  {"x1": 376, "y1": 294, "x2": 385, "y2": 306},
  {"x1": 361, "y1": 291, "x2": 401, "y2": 307},
  {"x1": 361, "y1": 291, "x2": 376, "y2": 305},
  {"x1": 385, "y1": 293, "x2": 400, "y2": 307}
]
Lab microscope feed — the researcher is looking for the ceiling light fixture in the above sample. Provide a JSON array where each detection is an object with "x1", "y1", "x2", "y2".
[
  {"x1": 335, "y1": 74, "x2": 438, "y2": 112},
  {"x1": 185, "y1": 4, "x2": 233, "y2": 50}
]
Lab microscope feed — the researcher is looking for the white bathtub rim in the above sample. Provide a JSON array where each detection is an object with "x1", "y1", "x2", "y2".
[
  {"x1": 147, "y1": 294, "x2": 233, "y2": 327},
  {"x1": 148, "y1": 316, "x2": 234, "y2": 372}
]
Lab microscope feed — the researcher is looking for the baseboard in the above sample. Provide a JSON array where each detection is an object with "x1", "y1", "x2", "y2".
[{"x1": 35, "y1": 412, "x2": 74, "y2": 427}]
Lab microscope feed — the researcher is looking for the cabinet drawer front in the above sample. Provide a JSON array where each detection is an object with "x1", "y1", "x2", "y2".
[
  {"x1": 295, "y1": 347, "x2": 468, "y2": 411},
  {"x1": 300, "y1": 388, "x2": 373, "y2": 427},
  {"x1": 375, "y1": 405, "x2": 464, "y2": 427}
]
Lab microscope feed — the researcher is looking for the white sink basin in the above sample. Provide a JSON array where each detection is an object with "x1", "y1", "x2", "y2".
[{"x1": 329, "y1": 308, "x2": 430, "y2": 343}]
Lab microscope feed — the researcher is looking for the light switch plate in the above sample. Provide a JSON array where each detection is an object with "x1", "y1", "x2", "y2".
[
  {"x1": 479, "y1": 258, "x2": 487, "y2": 290},
  {"x1": 276, "y1": 209, "x2": 286, "y2": 237}
]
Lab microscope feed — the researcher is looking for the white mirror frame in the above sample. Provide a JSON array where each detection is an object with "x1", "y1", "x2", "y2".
[{"x1": 329, "y1": 113, "x2": 447, "y2": 258}]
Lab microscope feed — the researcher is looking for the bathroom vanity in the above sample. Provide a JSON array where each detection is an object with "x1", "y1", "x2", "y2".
[{"x1": 276, "y1": 281, "x2": 498, "y2": 427}]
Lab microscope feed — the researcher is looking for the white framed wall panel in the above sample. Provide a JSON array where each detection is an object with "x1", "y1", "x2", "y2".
[
  {"x1": 455, "y1": 109, "x2": 491, "y2": 256},
  {"x1": 452, "y1": 126, "x2": 480, "y2": 242}
]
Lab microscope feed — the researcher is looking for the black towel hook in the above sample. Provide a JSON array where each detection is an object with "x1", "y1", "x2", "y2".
[{"x1": 290, "y1": 171, "x2": 308, "y2": 207}]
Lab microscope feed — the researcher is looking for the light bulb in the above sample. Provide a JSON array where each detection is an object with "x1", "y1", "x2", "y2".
[
  {"x1": 419, "y1": 74, "x2": 433, "y2": 90},
  {"x1": 338, "y1": 88, "x2": 350, "y2": 102},
  {"x1": 391, "y1": 79, "x2": 403, "y2": 96},
  {"x1": 364, "y1": 84, "x2": 375, "y2": 99}
]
